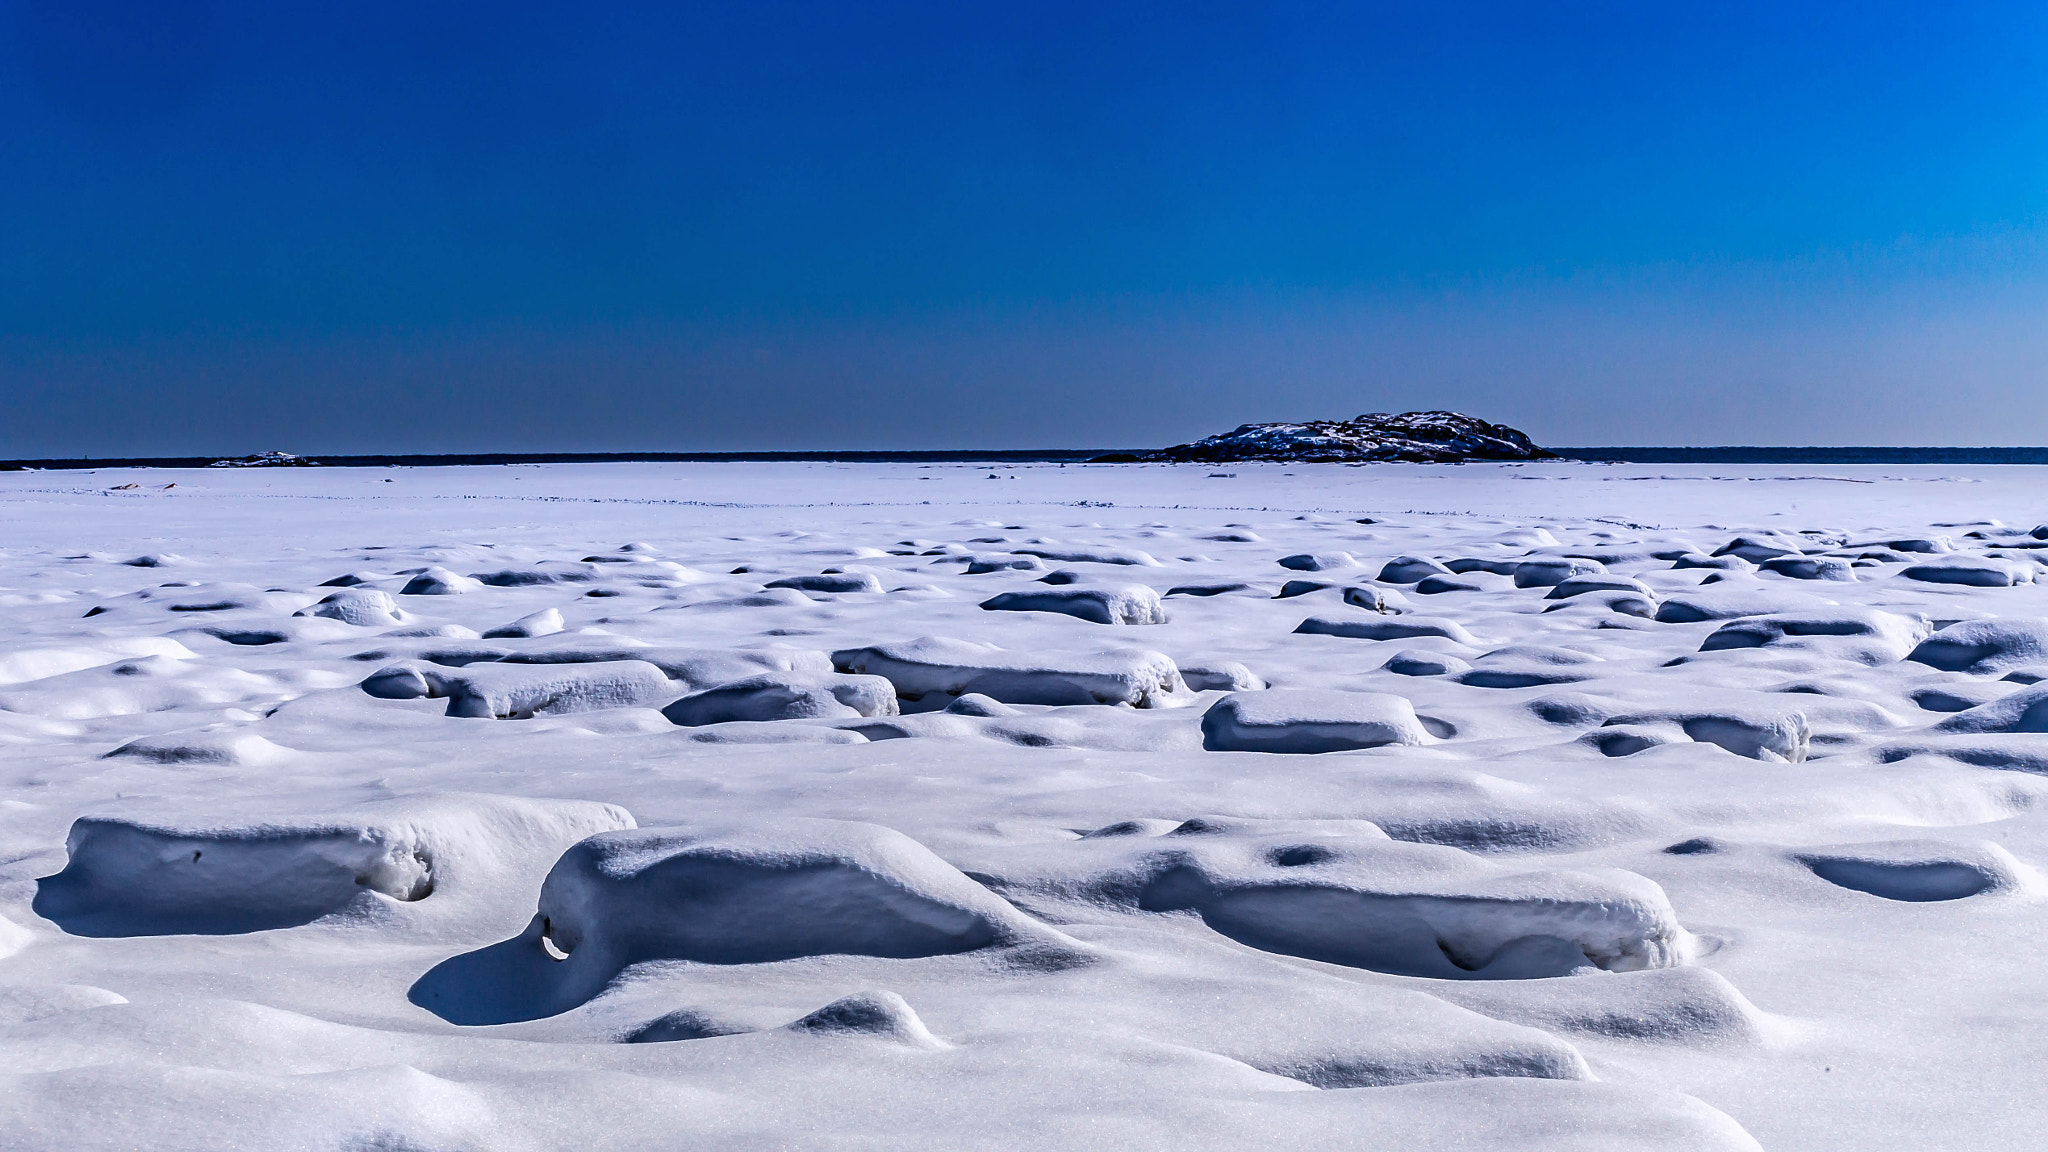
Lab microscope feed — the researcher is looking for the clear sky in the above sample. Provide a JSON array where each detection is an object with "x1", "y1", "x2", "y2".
[{"x1": 5, "y1": 1, "x2": 2047, "y2": 454}]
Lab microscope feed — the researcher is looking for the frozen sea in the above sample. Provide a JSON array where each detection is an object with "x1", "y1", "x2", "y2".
[{"x1": 2, "y1": 458, "x2": 2045, "y2": 1150}]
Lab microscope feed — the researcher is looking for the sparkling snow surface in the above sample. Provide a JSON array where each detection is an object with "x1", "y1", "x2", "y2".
[{"x1": 3, "y1": 460, "x2": 2046, "y2": 1151}]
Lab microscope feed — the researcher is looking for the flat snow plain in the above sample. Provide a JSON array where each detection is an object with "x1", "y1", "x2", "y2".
[{"x1": 2, "y1": 459, "x2": 2046, "y2": 1151}]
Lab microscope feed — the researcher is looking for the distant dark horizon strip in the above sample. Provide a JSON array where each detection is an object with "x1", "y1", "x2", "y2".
[
  {"x1": 11, "y1": 447, "x2": 2048, "y2": 472},
  {"x1": 1553, "y1": 447, "x2": 2048, "y2": 464}
]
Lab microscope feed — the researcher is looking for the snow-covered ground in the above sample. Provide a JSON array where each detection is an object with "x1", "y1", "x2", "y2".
[{"x1": 2, "y1": 459, "x2": 2045, "y2": 1150}]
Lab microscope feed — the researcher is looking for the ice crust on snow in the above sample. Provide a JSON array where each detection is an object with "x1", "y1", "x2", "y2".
[{"x1": 9, "y1": 459, "x2": 2048, "y2": 1150}]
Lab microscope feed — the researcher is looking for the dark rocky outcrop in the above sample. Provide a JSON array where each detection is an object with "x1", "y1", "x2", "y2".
[
  {"x1": 208, "y1": 451, "x2": 323, "y2": 468},
  {"x1": 1111, "y1": 411, "x2": 1554, "y2": 464}
]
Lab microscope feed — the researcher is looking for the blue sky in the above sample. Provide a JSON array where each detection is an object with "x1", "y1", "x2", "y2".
[{"x1": 4, "y1": 1, "x2": 2047, "y2": 453}]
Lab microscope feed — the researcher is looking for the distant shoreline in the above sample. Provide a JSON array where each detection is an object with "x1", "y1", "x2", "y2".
[{"x1": 8, "y1": 446, "x2": 2048, "y2": 471}]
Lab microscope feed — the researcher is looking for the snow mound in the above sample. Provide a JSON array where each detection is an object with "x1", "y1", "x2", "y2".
[
  {"x1": 682, "y1": 722, "x2": 869, "y2": 745},
  {"x1": 832, "y1": 636, "x2": 1190, "y2": 707},
  {"x1": 1384, "y1": 650, "x2": 1470, "y2": 677},
  {"x1": 965, "y1": 554, "x2": 1045, "y2": 573},
  {"x1": 1907, "y1": 617, "x2": 2048, "y2": 674},
  {"x1": 1795, "y1": 839, "x2": 2027, "y2": 901},
  {"x1": 1698, "y1": 609, "x2": 1931, "y2": 665},
  {"x1": 502, "y1": 645, "x2": 831, "y2": 690},
  {"x1": 661, "y1": 672, "x2": 898, "y2": 725},
  {"x1": 1295, "y1": 615, "x2": 1479, "y2": 645},
  {"x1": 1178, "y1": 661, "x2": 1265, "y2": 692},
  {"x1": 412, "y1": 818, "x2": 1067, "y2": 1023},
  {"x1": 1456, "y1": 646, "x2": 1602, "y2": 689},
  {"x1": 979, "y1": 584, "x2": 1167, "y2": 625},
  {"x1": 1446, "y1": 557, "x2": 1522, "y2": 575},
  {"x1": 101, "y1": 729, "x2": 295, "y2": 767},
  {"x1": 471, "y1": 564, "x2": 600, "y2": 586},
  {"x1": 623, "y1": 1007, "x2": 750, "y2": 1042},
  {"x1": 943, "y1": 692, "x2": 1020, "y2": 716},
  {"x1": 1168, "y1": 581, "x2": 1270, "y2": 597},
  {"x1": 293, "y1": 589, "x2": 407, "y2": 627},
  {"x1": 1275, "y1": 581, "x2": 1397, "y2": 611},
  {"x1": 1760, "y1": 556, "x2": 1857, "y2": 581},
  {"x1": 1376, "y1": 555, "x2": 1448, "y2": 583},
  {"x1": 1202, "y1": 689, "x2": 1432, "y2": 753},
  {"x1": 481, "y1": 608, "x2": 565, "y2": 639},
  {"x1": 990, "y1": 823, "x2": 1692, "y2": 980},
  {"x1": 361, "y1": 658, "x2": 676, "y2": 718},
  {"x1": 1900, "y1": 556, "x2": 2035, "y2": 586},
  {"x1": 1281, "y1": 552, "x2": 1360, "y2": 572},
  {"x1": 1600, "y1": 707, "x2": 1811, "y2": 762},
  {"x1": 0, "y1": 637, "x2": 196, "y2": 686},
  {"x1": 0, "y1": 983, "x2": 127, "y2": 1025},
  {"x1": 1546, "y1": 575, "x2": 1653, "y2": 600},
  {"x1": 1654, "y1": 587, "x2": 1836, "y2": 623},
  {"x1": 398, "y1": 566, "x2": 482, "y2": 595},
  {"x1": 1713, "y1": 535, "x2": 1805, "y2": 563},
  {"x1": 1147, "y1": 411, "x2": 1555, "y2": 463},
  {"x1": 1434, "y1": 967, "x2": 1769, "y2": 1047},
  {"x1": 765, "y1": 572, "x2": 885, "y2": 593},
  {"x1": 1513, "y1": 558, "x2": 1606, "y2": 588},
  {"x1": 34, "y1": 793, "x2": 634, "y2": 937},
  {"x1": 0, "y1": 656, "x2": 308, "y2": 720},
  {"x1": 1672, "y1": 552, "x2": 1754, "y2": 571},
  {"x1": 784, "y1": 990, "x2": 947, "y2": 1048},
  {"x1": 1010, "y1": 545, "x2": 1160, "y2": 566},
  {"x1": 1932, "y1": 683, "x2": 2048, "y2": 733}
]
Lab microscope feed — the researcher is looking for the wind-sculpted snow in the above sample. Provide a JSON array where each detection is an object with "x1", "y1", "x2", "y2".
[
  {"x1": 10, "y1": 459, "x2": 2048, "y2": 1150},
  {"x1": 33, "y1": 793, "x2": 634, "y2": 937},
  {"x1": 1793, "y1": 839, "x2": 2028, "y2": 902},
  {"x1": 831, "y1": 636, "x2": 1191, "y2": 707},
  {"x1": 661, "y1": 672, "x2": 898, "y2": 725},
  {"x1": 1201, "y1": 689, "x2": 1432, "y2": 752},
  {"x1": 1295, "y1": 614, "x2": 1480, "y2": 644},
  {"x1": 978, "y1": 582, "x2": 1168, "y2": 625},
  {"x1": 1907, "y1": 617, "x2": 2048, "y2": 674},
  {"x1": 1901, "y1": 555, "x2": 2036, "y2": 586},
  {"x1": 294, "y1": 587, "x2": 409, "y2": 627},
  {"x1": 411, "y1": 818, "x2": 1073, "y2": 1024},
  {"x1": 361, "y1": 657, "x2": 677, "y2": 718},
  {"x1": 976, "y1": 818, "x2": 1692, "y2": 980},
  {"x1": 0, "y1": 636, "x2": 196, "y2": 684},
  {"x1": 1697, "y1": 608, "x2": 1931, "y2": 665}
]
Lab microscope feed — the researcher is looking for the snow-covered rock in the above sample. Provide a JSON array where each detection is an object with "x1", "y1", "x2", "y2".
[{"x1": 1140, "y1": 411, "x2": 1555, "y2": 464}]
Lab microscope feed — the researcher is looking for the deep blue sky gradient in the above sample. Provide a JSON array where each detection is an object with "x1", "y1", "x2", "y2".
[{"x1": 5, "y1": 1, "x2": 2047, "y2": 453}]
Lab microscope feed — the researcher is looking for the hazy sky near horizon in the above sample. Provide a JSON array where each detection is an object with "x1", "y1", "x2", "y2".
[{"x1": 5, "y1": 1, "x2": 2048, "y2": 455}]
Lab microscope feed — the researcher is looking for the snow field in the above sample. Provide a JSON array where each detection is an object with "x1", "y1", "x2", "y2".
[{"x1": 3, "y1": 459, "x2": 2048, "y2": 1149}]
